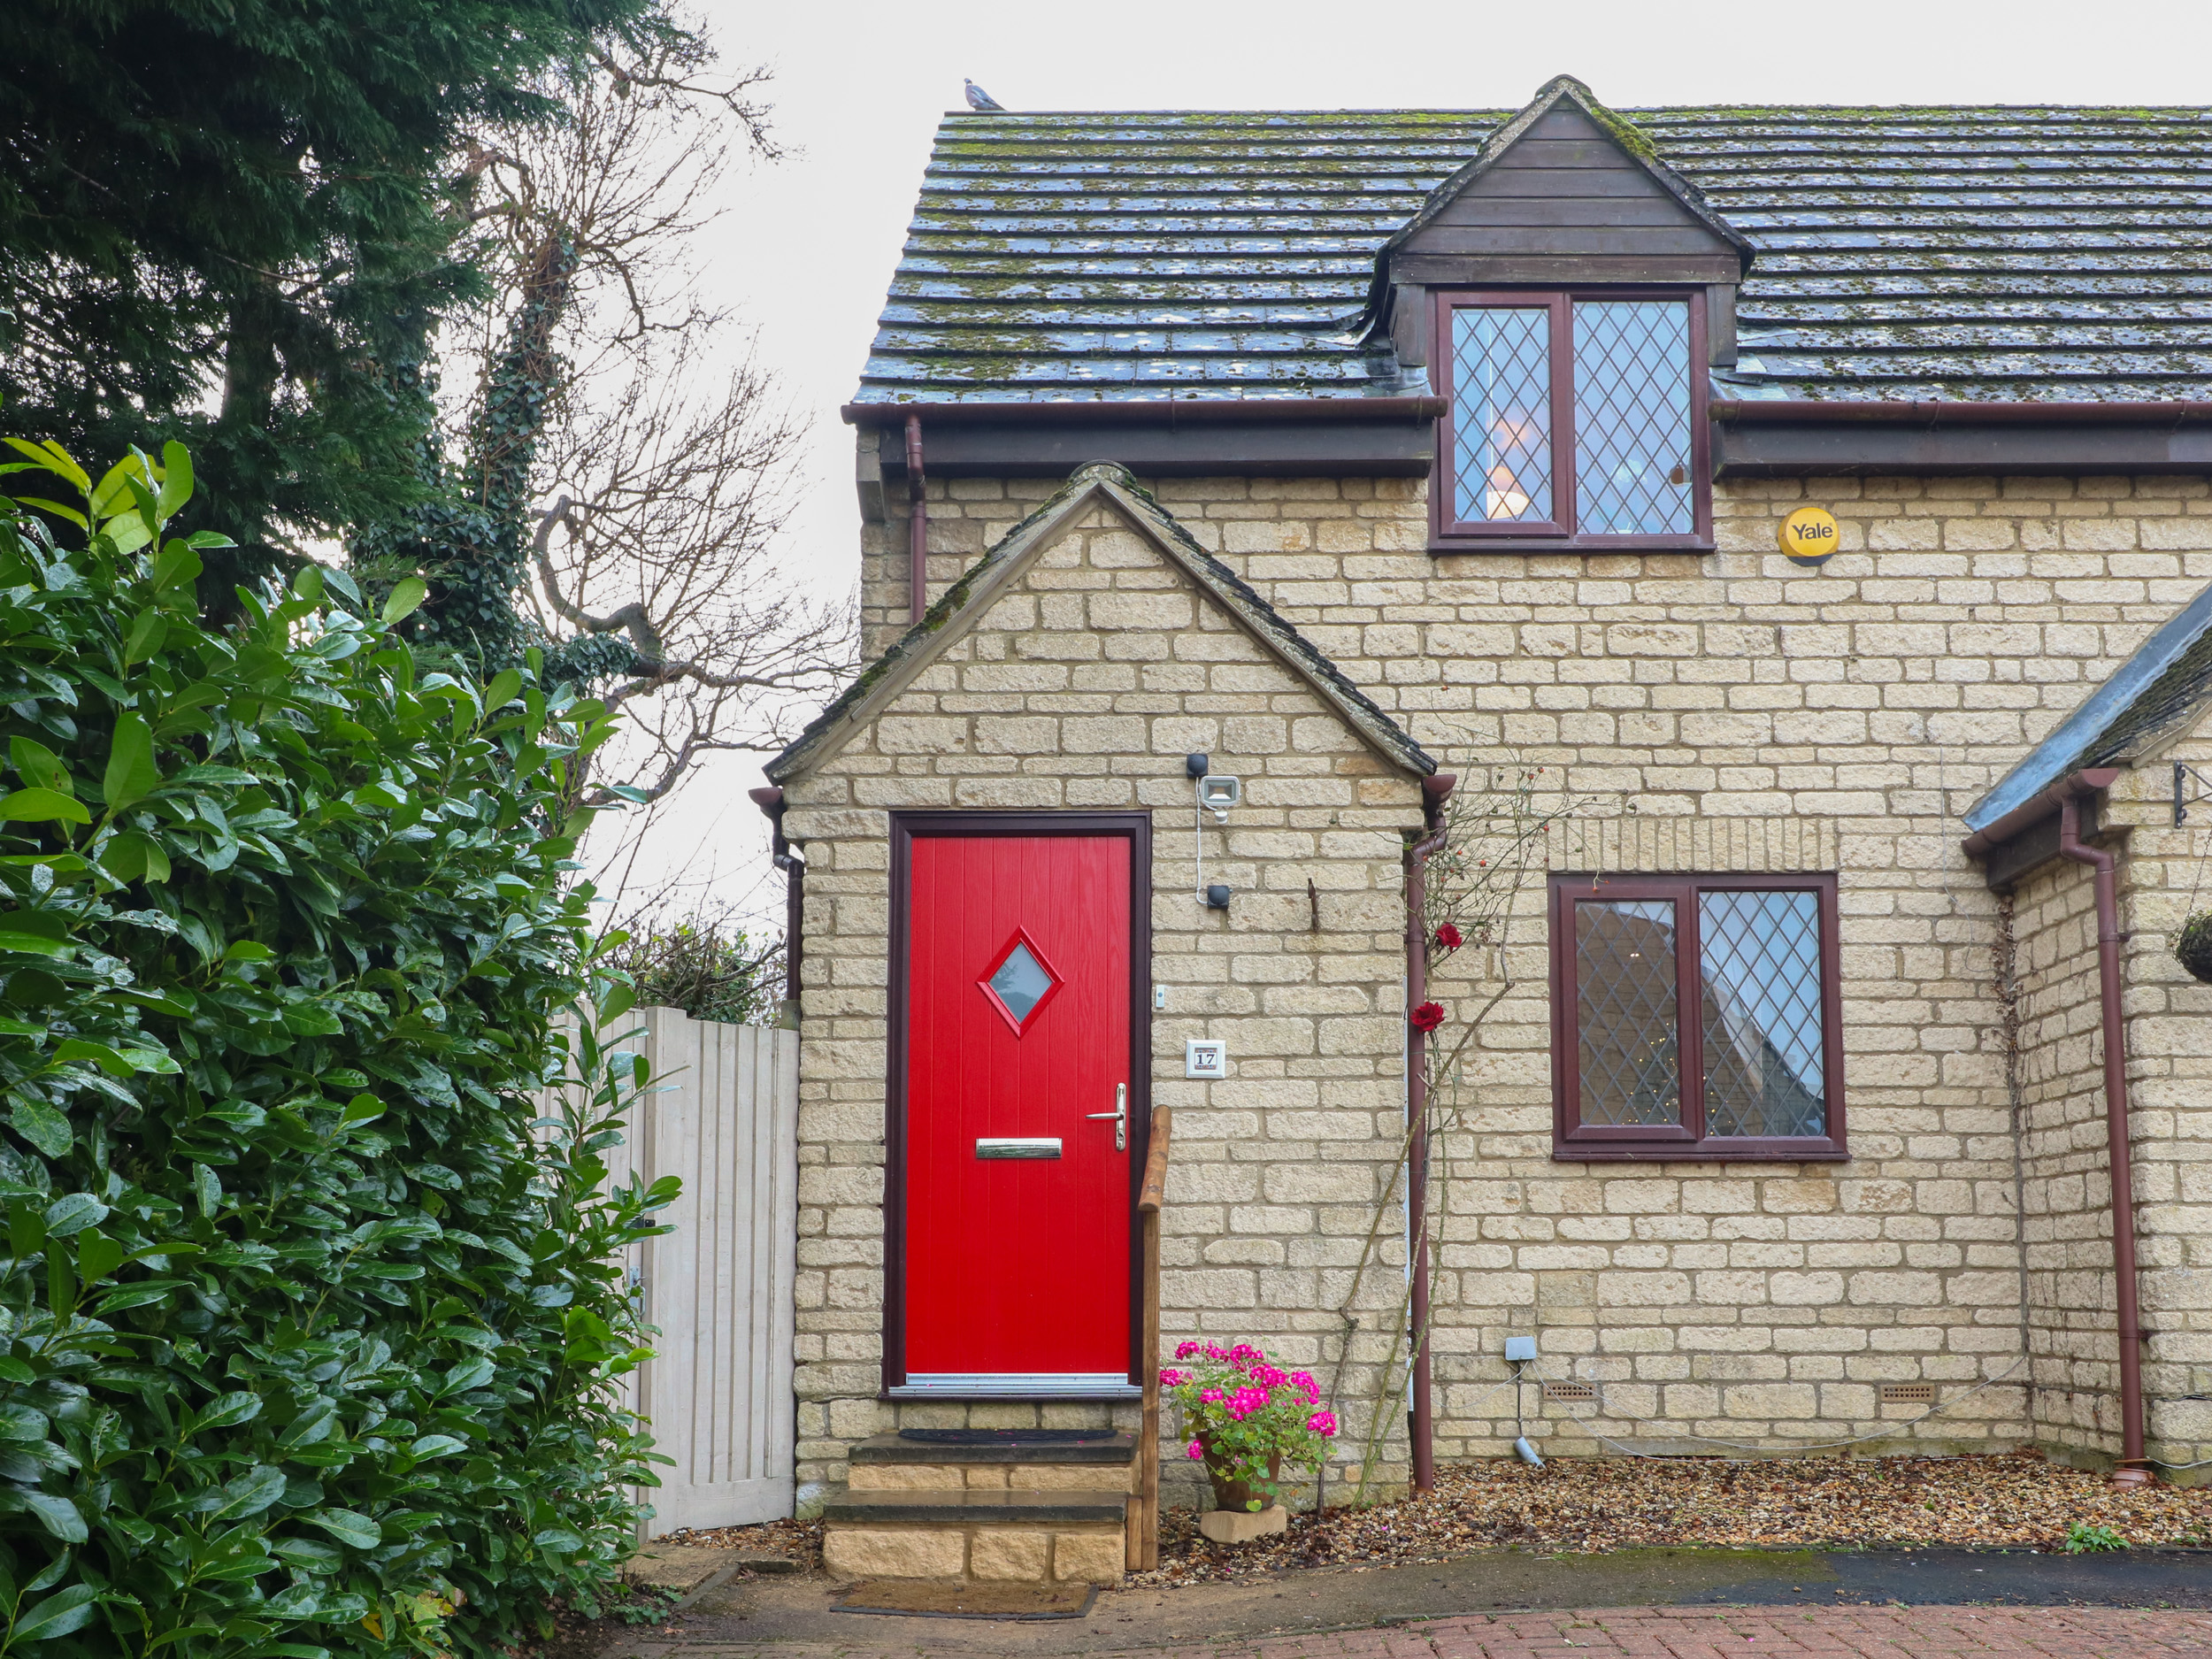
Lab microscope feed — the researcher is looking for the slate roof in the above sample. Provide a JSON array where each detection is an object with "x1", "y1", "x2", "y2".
[
  {"x1": 856, "y1": 103, "x2": 2212, "y2": 406},
  {"x1": 1967, "y1": 582, "x2": 2212, "y2": 833},
  {"x1": 765, "y1": 464, "x2": 1435, "y2": 785}
]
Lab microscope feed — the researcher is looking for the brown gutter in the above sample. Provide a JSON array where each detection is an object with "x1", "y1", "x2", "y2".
[
  {"x1": 1960, "y1": 768, "x2": 2150, "y2": 1486},
  {"x1": 1714, "y1": 400, "x2": 2212, "y2": 426},
  {"x1": 1961, "y1": 769, "x2": 2123, "y2": 862},
  {"x1": 749, "y1": 786, "x2": 802, "y2": 1013},
  {"x1": 844, "y1": 396, "x2": 1448, "y2": 426},
  {"x1": 2055, "y1": 791, "x2": 2154, "y2": 1487},
  {"x1": 1404, "y1": 771, "x2": 1456, "y2": 1495},
  {"x1": 903, "y1": 415, "x2": 927, "y2": 626}
]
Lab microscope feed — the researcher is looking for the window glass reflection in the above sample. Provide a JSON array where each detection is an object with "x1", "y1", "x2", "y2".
[
  {"x1": 1575, "y1": 899, "x2": 1681, "y2": 1125},
  {"x1": 1452, "y1": 308, "x2": 1554, "y2": 523}
]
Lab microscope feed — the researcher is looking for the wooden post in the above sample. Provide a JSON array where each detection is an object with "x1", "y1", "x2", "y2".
[{"x1": 1134, "y1": 1109, "x2": 1172, "y2": 1571}]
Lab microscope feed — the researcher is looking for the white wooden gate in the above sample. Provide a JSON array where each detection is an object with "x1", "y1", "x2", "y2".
[{"x1": 579, "y1": 1010, "x2": 800, "y2": 1536}]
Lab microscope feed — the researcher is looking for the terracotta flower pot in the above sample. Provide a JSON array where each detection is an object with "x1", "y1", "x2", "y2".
[{"x1": 1203, "y1": 1445, "x2": 1281, "y2": 1515}]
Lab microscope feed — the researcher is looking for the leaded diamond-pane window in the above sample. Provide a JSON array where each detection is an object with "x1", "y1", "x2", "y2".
[
  {"x1": 1575, "y1": 900, "x2": 1681, "y2": 1126},
  {"x1": 1554, "y1": 875, "x2": 1843, "y2": 1159},
  {"x1": 1451, "y1": 307, "x2": 1554, "y2": 525},
  {"x1": 1574, "y1": 301, "x2": 1694, "y2": 535},
  {"x1": 1436, "y1": 291, "x2": 1705, "y2": 548},
  {"x1": 1700, "y1": 890, "x2": 1826, "y2": 1138}
]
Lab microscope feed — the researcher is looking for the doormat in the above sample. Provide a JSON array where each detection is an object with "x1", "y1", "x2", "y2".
[
  {"x1": 896, "y1": 1427, "x2": 1117, "y2": 1445},
  {"x1": 832, "y1": 1579, "x2": 1097, "y2": 1620}
]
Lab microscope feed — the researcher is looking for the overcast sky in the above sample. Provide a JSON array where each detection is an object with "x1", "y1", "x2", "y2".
[{"x1": 602, "y1": 0, "x2": 2212, "y2": 924}]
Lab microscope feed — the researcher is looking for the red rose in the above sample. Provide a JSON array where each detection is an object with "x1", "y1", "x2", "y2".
[
  {"x1": 1434, "y1": 923, "x2": 1463, "y2": 951},
  {"x1": 1409, "y1": 1002, "x2": 1445, "y2": 1034}
]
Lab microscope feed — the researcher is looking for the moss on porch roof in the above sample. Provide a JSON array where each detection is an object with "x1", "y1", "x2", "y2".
[{"x1": 856, "y1": 102, "x2": 2212, "y2": 405}]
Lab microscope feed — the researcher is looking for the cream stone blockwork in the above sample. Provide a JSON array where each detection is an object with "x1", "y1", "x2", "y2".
[
  {"x1": 2102, "y1": 750, "x2": 2212, "y2": 1472},
  {"x1": 822, "y1": 1528, "x2": 964, "y2": 1580},
  {"x1": 967, "y1": 1530, "x2": 1049, "y2": 1580},
  {"x1": 1051, "y1": 1531, "x2": 1128, "y2": 1583},
  {"x1": 846, "y1": 466, "x2": 2212, "y2": 1472},
  {"x1": 786, "y1": 500, "x2": 1428, "y2": 1504}
]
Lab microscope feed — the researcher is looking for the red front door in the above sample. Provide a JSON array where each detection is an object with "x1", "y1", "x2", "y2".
[{"x1": 900, "y1": 830, "x2": 1135, "y2": 1391}]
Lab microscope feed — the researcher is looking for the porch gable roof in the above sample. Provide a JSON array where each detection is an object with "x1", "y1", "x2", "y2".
[
  {"x1": 1967, "y1": 577, "x2": 2212, "y2": 833},
  {"x1": 764, "y1": 463, "x2": 1435, "y2": 786}
]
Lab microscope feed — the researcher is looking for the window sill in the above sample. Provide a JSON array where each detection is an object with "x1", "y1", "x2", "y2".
[
  {"x1": 1555, "y1": 1142, "x2": 1848, "y2": 1163},
  {"x1": 1431, "y1": 535, "x2": 1716, "y2": 556}
]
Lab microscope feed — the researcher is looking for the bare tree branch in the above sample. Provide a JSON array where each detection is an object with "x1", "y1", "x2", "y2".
[{"x1": 437, "y1": 31, "x2": 852, "y2": 817}]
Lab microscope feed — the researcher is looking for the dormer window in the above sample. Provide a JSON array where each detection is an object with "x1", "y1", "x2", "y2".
[{"x1": 1432, "y1": 290, "x2": 1710, "y2": 551}]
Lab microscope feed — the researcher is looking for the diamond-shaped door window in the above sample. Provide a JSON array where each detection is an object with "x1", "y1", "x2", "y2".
[{"x1": 979, "y1": 931, "x2": 1062, "y2": 1033}]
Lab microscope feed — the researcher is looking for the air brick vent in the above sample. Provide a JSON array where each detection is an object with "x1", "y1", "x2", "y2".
[
  {"x1": 1546, "y1": 1382, "x2": 1595, "y2": 1403},
  {"x1": 1880, "y1": 1383, "x2": 1938, "y2": 1405}
]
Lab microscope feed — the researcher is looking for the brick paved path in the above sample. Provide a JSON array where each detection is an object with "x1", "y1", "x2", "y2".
[
  {"x1": 648, "y1": 1604, "x2": 2212, "y2": 1659},
  {"x1": 1147, "y1": 1607, "x2": 2212, "y2": 1659}
]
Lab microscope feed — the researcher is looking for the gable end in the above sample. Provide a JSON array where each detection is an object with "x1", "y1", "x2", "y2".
[{"x1": 1378, "y1": 77, "x2": 1752, "y2": 376}]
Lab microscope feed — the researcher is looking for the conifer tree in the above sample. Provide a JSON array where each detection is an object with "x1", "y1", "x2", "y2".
[{"x1": 0, "y1": 0, "x2": 677, "y2": 588}]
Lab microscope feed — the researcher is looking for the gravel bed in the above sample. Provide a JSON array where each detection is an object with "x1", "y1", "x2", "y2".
[
  {"x1": 656, "y1": 1517, "x2": 823, "y2": 1571},
  {"x1": 649, "y1": 1455, "x2": 2212, "y2": 1592},
  {"x1": 1132, "y1": 1453, "x2": 2212, "y2": 1586}
]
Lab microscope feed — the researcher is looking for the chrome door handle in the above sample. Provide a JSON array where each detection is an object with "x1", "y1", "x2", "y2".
[{"x1": 1084, "y1": 1083, "x2": 1128, "y2": 1152}]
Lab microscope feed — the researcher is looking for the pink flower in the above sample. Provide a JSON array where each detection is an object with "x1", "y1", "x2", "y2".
[
  {"x1": 1290, "y1": 1370, "x2": 1317, "y2": 1393},
  {"x1": 1435, "y1": 923, "x2": 1463, "y2": 951},
  {"x1": 1307, "y1": 1409, "x2": 1339, "y2": 1436},
  {"x1": 1201, "y1": 1388, "x2": 1225, "y2": 1404},
  {"x1": 1187, "y1": 1440, "x2": 1204, "y2": 1460},
  {"x1": 1252, "y1": 1364, "x2": 1287, "y2": 1388},
  {"x1": 1409, "y1": 1001, "x2": 1445, "y2": 1034},
  {"x1": 1159, "y1": 1368, "x2": 1185, "y2": 1386},
  {"x1": 1224, "y1": 1385, "x2": 1272, "y2": 1421},
  {"x1": 1175, "y1": 1340, "x2": 1201, "y2": 1360},
  {"x1": 1204, "y1": 1343, "x2": 1226, "y2": 1361}
]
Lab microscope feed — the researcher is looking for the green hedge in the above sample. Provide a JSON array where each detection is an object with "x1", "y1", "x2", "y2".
[{"x1": 0, "y1": 440, "x2": 673, "y2": 1655}]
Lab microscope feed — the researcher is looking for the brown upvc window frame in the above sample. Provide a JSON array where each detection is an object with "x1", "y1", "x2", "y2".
[
  {"x1": 1548, "y1": 872, "x2": 1847, "y2": 1163},
  {"x1": 1431, "y1": 288, "x2": 1713, "y2": 554}
]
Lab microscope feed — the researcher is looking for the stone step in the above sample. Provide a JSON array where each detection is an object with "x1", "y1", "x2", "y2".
[
  {"x1": 820, "y1": 1485, "x2": 1131, "y2": 1586},
  {"x1": 848, "y1": 1432, "x2": 1138, "y2": 1494},
  {"x1": 851, "y1": 1430, "x2": 1136, "y2": 1465},
  {"x1": 825, "y1": 1486, "x2": 1130, "y2": 1526}
]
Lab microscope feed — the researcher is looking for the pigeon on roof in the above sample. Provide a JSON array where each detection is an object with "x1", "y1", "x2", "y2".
[{"x1": 963, "y1": 78, "x2": 1002, "y2": 111}]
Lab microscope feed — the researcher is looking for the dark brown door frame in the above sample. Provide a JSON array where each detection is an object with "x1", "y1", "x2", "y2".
[{"x1": 881, "y1": 809, "x2": 1154, "y2": 1398}]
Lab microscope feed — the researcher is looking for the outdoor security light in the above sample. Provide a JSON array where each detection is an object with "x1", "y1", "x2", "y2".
[{"x1": 1190, "y1": 761, "x2": 1240, "y2": 910}]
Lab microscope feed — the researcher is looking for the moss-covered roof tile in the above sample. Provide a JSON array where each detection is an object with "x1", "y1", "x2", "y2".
[{"x1": 854, "y1": 98, "x2": 2212, "y2": 405}]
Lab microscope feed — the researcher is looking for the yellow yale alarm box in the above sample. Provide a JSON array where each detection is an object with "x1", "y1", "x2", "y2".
[{"x1": 1778, "y1": 506, "x2": 1840, "y2": 565}]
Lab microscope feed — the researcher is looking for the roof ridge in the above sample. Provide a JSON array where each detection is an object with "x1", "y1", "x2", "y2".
[{"x1": 930, "y1": 105, "x2": 2212, "y2": 119}]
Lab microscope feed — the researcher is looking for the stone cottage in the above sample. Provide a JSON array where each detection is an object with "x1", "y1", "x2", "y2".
[{"x1": 753, "y1": 76, "x2": 2212, "y2": 1584}]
